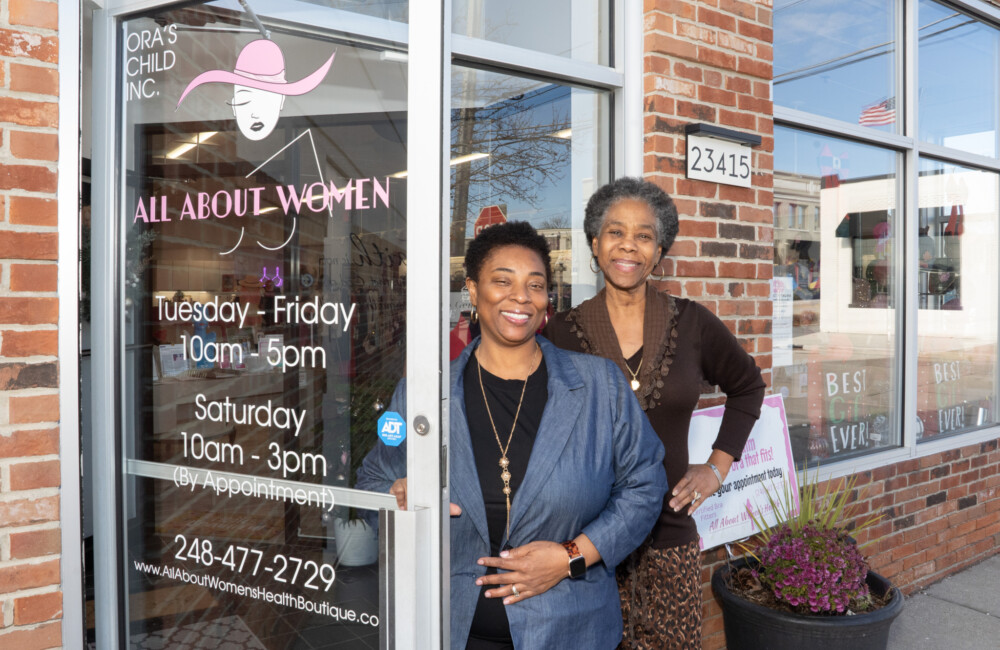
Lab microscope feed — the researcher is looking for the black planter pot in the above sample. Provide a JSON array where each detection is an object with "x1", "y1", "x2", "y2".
[{"x1": 712, "y1": 558, "x2": 904, "y2": 650}]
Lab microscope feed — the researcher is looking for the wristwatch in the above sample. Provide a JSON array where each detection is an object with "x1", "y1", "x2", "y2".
[{"x1": 561, "y1": 541, "x2": 586, "y2": 579}]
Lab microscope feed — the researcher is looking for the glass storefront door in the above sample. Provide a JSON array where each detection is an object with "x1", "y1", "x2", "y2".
[{"x1": 91, "y1": 2, "x2": 445, "y2": 647}]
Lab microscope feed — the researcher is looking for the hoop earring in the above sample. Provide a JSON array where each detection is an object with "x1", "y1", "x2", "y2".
[
  {"x1": 470, "y1": 307, "x2": 478, "y2": 324},
  {"x1": 590, "y1": 257, "x2": 602, "y2": 274}
]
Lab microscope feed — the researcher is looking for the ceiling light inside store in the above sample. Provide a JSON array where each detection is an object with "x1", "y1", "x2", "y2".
[
  {"x1": 166, "y1": 131, "x2": 218, "y2": 160},
  {"x1": 390, "y1": 152, "x2": 490, "y2": 178},
  {"x1": 379, "y1": 50, "x2": 408, "y2": 62},
  {"x1": 550, "y1": 128, "x2": 572, "y2": 139},
  {"x1": 451, "y1": 152, "x2": 490, "y2": 165}
]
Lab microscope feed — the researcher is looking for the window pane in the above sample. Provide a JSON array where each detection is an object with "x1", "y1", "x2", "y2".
[
  {"x1": 774, "y1": 0, "x2": 896, "y2": 130},
  {"x1": 918, "y1": 0, "x2": 999, "y2": 157},
  {"x1": 453, "y1": 0, "x2": 609, "y2": 65},
  {"x1": 916, "y1": 159, "x2": 998, "y2": 440},
  {"x1": 448, "y1": 67, "x2": 609, "y2": 353},
  {"x1": 772, "y1": 126, "x2": 900, "y2": 464}
]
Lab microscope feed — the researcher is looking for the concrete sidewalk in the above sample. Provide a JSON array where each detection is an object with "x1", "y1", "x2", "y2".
[{"x1": 887, "y1": 554, "x2": 1000, "y2": 650}]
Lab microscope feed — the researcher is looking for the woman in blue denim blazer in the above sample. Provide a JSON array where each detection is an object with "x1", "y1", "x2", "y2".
[{"x1": 358, "y1": 222, "x2": 667, "y2": 649}]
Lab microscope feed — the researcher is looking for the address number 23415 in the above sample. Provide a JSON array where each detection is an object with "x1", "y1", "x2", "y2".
[{"x1": 686, "y1": 134, "x2": 752, "y2": 188}]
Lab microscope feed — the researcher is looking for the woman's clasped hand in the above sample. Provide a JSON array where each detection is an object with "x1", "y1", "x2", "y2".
[{"x1": 475, "y1": 538, "x2": 597, "y2": 605}]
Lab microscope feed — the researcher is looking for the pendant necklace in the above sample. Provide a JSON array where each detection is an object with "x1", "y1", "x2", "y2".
[
  {"x1": 476, "y1": 342, "x2": 538, "y2": 538},
  {"x1": 623, "y1": 355, "x2": 643, "y2": 391}
]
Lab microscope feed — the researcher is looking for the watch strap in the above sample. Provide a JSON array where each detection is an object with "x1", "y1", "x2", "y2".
[{"x1": 561, "y1": 540, "x2": 585, "y2": 578}]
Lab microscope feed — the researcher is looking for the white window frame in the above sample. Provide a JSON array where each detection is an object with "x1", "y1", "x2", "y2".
[{"x1": 59, "y1": 1, "x2": 83, "y2": 646}]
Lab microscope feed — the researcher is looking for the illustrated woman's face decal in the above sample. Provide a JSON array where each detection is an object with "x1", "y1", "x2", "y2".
[
  {"x1": 230, "y1": 84, "x2": 285, "y2": 140},
  {"x1": 177, "y1": 39, "x2": 335, "y2": 143}
]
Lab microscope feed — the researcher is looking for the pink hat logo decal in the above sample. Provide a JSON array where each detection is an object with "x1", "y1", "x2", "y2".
[{"x1": 178, "y1": 39, "x2": 335, "y2": 141}]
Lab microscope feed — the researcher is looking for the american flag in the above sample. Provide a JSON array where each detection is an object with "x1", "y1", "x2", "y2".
[{"x1": 859, "y1": 97, "x2": 896, "y2": 126}]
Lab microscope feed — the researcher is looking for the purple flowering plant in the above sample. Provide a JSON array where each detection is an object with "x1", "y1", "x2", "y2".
[{"x1": 742, "y1": 466, "x2": 883, "y2": 615}]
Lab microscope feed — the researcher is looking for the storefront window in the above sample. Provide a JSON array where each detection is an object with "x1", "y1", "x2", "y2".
[
  {"x1": 448, "y1": 66, "x2": 609, "y2": 354},
  {"x1": 453, "y1": 0, "x2": 609, "y2": 65},
  {"x1": 772, "y1": 126, "x2": 900, "y2": 464},
  {"x1": 118, "y1": 4, "x2": 406, "y2": 646},
  {"x1": 774, "y1": 0, "x2": 896, "y2": 130},
  {"x1": 918, "y1": 0, "x2": 999, "y2": 157},
  {"x1": 916, "y1": 159, "x2": 998, "y2": 440}
]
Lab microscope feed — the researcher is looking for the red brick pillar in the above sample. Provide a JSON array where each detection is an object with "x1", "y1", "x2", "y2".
[
  {"x1": 642, "y1": 1, "x2": 774, "y2": 648},
  {"x1": 0, "y1": 0, "x2": 64, "y2": 647}
]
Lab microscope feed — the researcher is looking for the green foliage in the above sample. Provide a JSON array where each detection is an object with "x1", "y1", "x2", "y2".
[{"x1": 743, "y1": 464, "x2": 882, "y2": 555}]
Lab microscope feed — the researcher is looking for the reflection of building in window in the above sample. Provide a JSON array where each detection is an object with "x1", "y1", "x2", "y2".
[
  {"x1": 539, "y1": 227, "x2": 573, "y2": 312},
  {"x1": 773, "y1": 169, "x2": 899, "y2": 464},
  {"x1": 774, "y1": 172, "x2": 821, "y2": 311},
  {"x1": 917, "y1": 205, "x2": 962, "y2": 310}
]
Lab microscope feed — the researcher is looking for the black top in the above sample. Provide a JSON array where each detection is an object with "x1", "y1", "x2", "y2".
[
  {"x1": 463, "y1": 352, "x2": 548, "y2": 648},
  {"x1": 544, "y1": 296, "x2": 765, "y2": 549}
]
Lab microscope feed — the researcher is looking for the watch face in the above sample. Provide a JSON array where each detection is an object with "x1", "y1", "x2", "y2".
[{"x1": 568, "y1": 554, "x2": 586, "y2": 579}]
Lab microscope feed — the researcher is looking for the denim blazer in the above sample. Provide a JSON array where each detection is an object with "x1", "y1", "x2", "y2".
[{"x1": 357, "y1": 336, "x2": 667, "y2": 649}]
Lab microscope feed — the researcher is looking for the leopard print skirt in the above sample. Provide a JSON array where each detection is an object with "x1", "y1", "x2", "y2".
[{"x1": 617, "y1": 539, "x2": 702, "y2": 650}]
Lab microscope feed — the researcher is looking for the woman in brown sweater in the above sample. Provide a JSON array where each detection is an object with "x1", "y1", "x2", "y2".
[{"x1": 543, "y1": 177, "x2": 765, "y2": 649}]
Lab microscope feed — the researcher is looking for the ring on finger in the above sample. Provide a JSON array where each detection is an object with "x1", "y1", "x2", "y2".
[
  {"x1": 511, "y1": 584, "x2": 520, "y2": 597},
  {"x1": 693, "y1": 490, "x2": 701, "y2": 501}
]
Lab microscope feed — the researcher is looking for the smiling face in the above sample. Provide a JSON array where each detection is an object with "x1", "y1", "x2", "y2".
[
  {"x1": 231, "y1": 85, "x2": 285, "y2": 141},
  {"x1": 592, "y1": 198, "x2": 663, "y2": 293},
  {"x1": 467, "y1": 245, "x2": 549, "y2": 351}
]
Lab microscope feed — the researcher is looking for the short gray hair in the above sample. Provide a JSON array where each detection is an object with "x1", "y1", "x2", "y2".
[{"x1": 583, "y1": 177, "x2": 679, "y2": 255}]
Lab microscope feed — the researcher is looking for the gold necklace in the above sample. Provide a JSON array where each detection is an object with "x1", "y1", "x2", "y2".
[
  {"x1": 623, "y1": 354, "x2": 642, "y2": 391},
  {"x1": 476, "y1": 342, "x2": 539, "y2": 538}
]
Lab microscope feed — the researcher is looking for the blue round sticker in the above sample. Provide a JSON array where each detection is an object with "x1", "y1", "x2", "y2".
[{"x1": 377, "y1": 411, "x2": 406, "y2": 447}]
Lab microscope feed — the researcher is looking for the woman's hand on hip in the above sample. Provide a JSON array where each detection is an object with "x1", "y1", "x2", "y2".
[
  {"x1": 476, "y1": 541, "x2": 569, "y2": 605},
  {"x1": 670, "y1": 463, "x2": 723, "y2": 515}
]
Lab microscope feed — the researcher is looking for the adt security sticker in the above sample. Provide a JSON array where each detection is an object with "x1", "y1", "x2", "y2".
[{"x1": 377, "y1": 411, "x2": 406, "y2": 447}]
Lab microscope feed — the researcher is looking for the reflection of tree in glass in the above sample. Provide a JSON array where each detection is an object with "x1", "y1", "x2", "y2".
[
  {"x1": 450, "y1": 69, "x2": 571, "y2": 255},
  {"x1": 538, "y1": 215, "x2": 570, "y2": 230}
]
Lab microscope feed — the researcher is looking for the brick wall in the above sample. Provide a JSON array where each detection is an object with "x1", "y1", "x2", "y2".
[
  {"x1": 642, "y1": 1, "x2": 776, "y2": 645},
  {"x1": 0, "y1": 0, "x2": 63, "y2": 648},
  {"x1": 644, "y1": 0, "x2": 774, "y2": 386}
]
